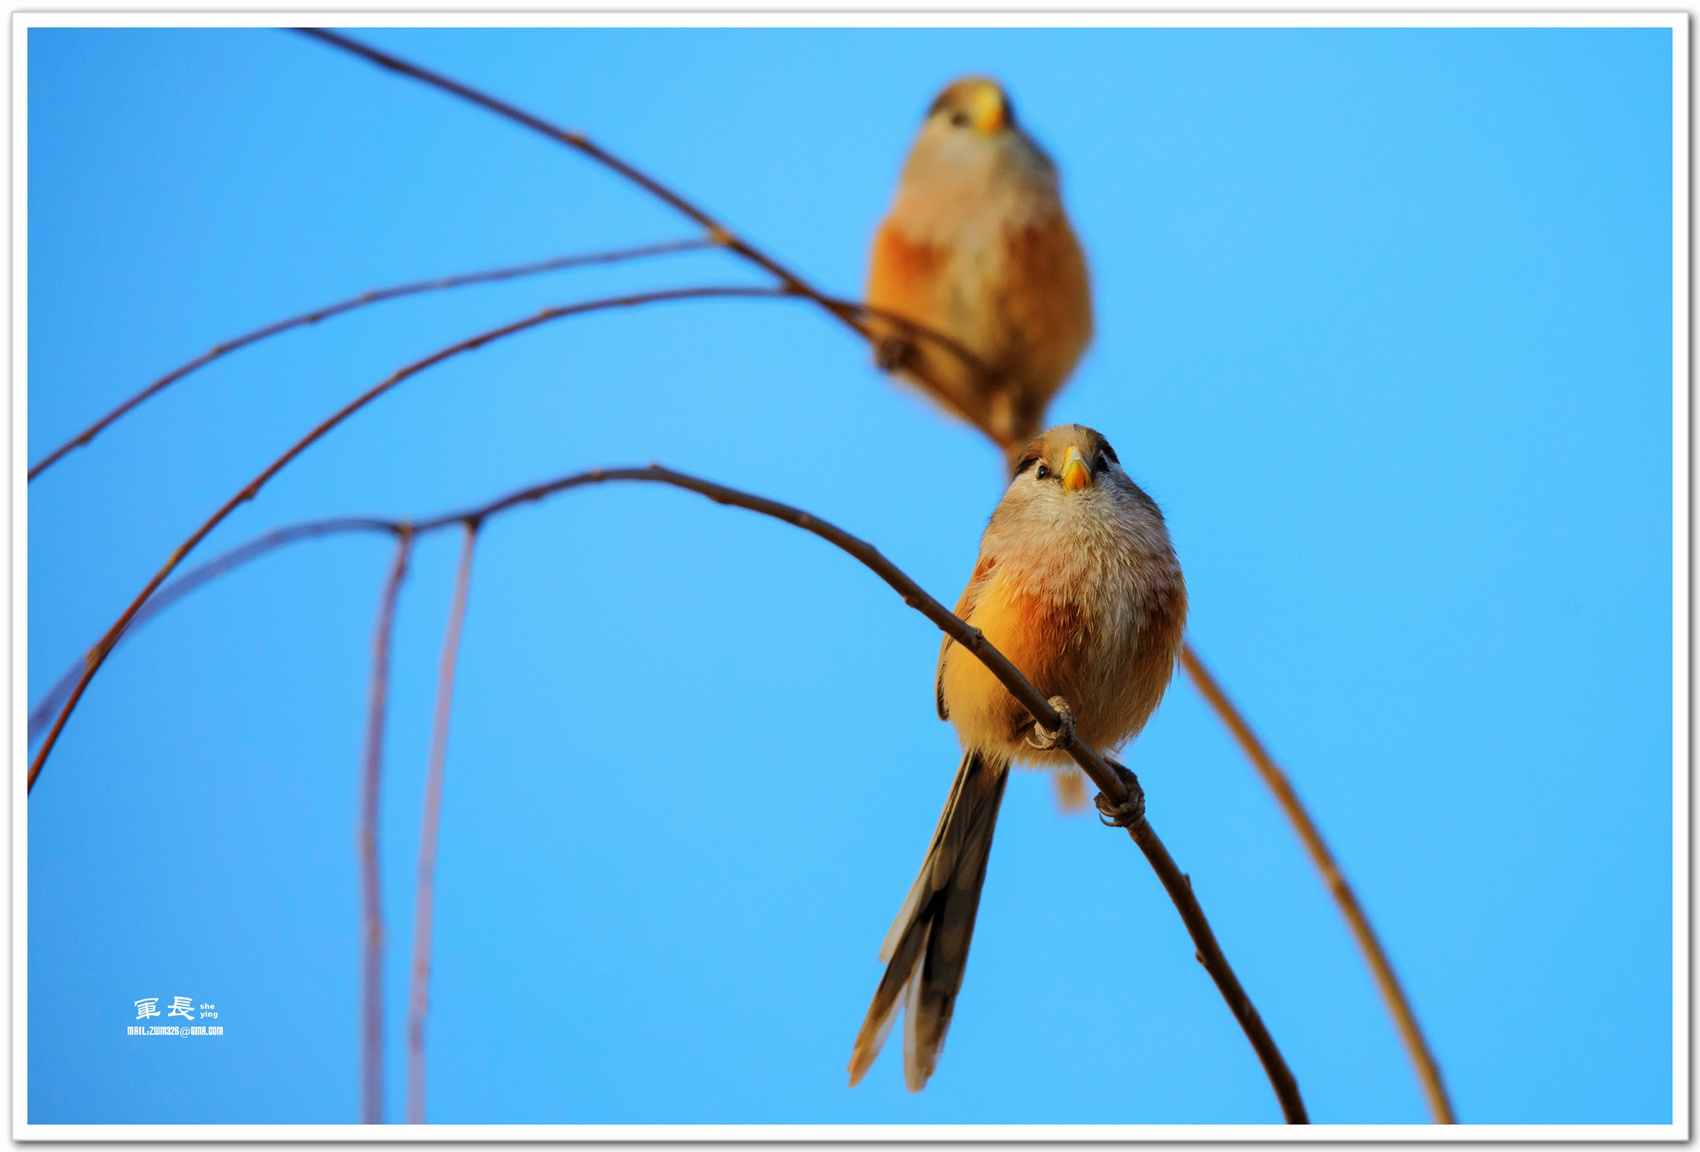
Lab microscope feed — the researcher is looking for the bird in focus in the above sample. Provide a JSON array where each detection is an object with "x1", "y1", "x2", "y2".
[
  {"x1": 848, "y1": 424, "x2": 1187, "y2": 1092},
  {"x1": 865, "y1": 77, "x2": 1094, "y2": 466}
]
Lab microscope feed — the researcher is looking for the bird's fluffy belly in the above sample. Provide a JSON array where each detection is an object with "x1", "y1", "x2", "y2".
[
  {"x1": 940, "y1": 569, "x2": 1143, "y2": 768},
  {"x1": 868, "y1": 218, "x2": 1008, "y2": 355}
]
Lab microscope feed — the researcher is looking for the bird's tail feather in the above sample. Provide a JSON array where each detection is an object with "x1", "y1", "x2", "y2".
[{"x1": 849, "y1": 750, "x2": 1009, "y2": 1091}]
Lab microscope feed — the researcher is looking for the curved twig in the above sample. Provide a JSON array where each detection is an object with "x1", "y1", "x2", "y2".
[
  {"x1": 28, "y1": 460, "x2": 1307, "y2": 1122},
  {"x1": 407, "y1": 521, "x2": 477, "y2": 1125},
  {"x1": 292, "y1": 32, "x2": 851, "y2": 321},
  {"x1": 40, "y1": 31, "x2": 1438, "y2": 1121},
  {"x1": 285, "y1": 30, "x2": 1399, "y2": 1117},
  {"x1": 1180, "y1": 648, "x2": 1452, "y2": 1122},
  {"x1": 585, "y1": 466, "x2": 1307, "y2": 1124},
  {"x1": 291, "y1": 28, "x2": 1012, "y2": 449},
  {"x1": 361, "y1": 528, "x2": 413, "y2": 1125},
  {"x1": 28, "y1": 517, "x2": 398, "y2": 744},
  {"x1": 27, "y1": 237, "x2": 714, "y2": 481},
  {"x1": 25, "y1": 285, "x2": 792, "y2": 789}
]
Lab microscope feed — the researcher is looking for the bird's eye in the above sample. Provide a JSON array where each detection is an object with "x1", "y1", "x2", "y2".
[
  {"x1": 950, "y1": 111, "x2": 971, "y2": 128},
  {"x1": 1097, "y1": 454, "x2": 1111, "y2": 472},
  {"x1": 1034, "y1": 463, "x2": 1051, "y2": 480}
]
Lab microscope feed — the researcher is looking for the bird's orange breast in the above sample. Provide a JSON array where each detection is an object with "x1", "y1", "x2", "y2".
[
  {"x1": 940, "y1": 556, "x2": 1185, "y2": 767},
  {"x1": 941, "y1": 570, "x2": 1086, "y2": 759},
  {"x1": 866, "y1": 220, "x2": 946, "y2": 323}
]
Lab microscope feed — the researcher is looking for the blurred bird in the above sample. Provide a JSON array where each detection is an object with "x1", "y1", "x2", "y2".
[
  {"x1": 865, "y1": 78, "x2": 1093, "y2": 462},
  {"x1": 848, "y1": 424, "x2": 1187, "y2": 1091}
]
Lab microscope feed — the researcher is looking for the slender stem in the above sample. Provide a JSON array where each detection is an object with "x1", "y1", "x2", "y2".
[
  {"x1": 30, "y1": 459, "x2": 1308, "y2": 1120},
  {"x1": 291, "y1": 32, "x2": 850, "y2": 319},
  {"x1": 571, "y1": 466, "x2": 1305, "y2": 1122},
  {"x1": 27, "y1": 237, "x2": 712, "y2": 481},
  {"x1": 36, "y1": 30, "x2": 1436, "y2": 1123},
  {"x1": 407, "y1": 522, "x2": 478, "y2": 1126},
  {"x1": 1125, "y1": 820, "x2": 1306, "y2": 1121},
  {"x1": 1180, "y1": 645, "x2": 1452, "y2": 1122},
  {"x1": 28, "y1": 517, "x2": 397, "y2": 746},
  {"x1": 25, "y1": 285, "x2": 788, "y2": 791},
  {"x1": 290, "y1": 28, "x2": 1015, "y2": 449},
  {"x1": 361, "y1": 528, "x2": 413, "y2": 1124}
]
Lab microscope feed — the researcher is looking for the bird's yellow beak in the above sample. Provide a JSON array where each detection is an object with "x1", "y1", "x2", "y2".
[
  {"x1": 968, "y1": 84, "x2": 1006, "y2": 134},
  {"x1": 1061, "y1": 446, "x2": 1093, "y2": 491}
]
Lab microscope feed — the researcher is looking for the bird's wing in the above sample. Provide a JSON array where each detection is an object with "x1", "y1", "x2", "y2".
[
  {"x1": 998, "y1": 213, "x2": 1093, "y2": 415},
  {"x1": 936, "y1": 554, "x2": 998, "y2": 720}
]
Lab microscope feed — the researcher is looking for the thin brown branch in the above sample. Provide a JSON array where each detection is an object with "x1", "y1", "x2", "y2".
[
  {"x1": 292, "y1": 32, "x2": 845, "y2": 313},
  {"x1": 30, "y1": 459, "x2": 1307, "y2": 1121},
  {"x1": 570, "y1": 466, "x2": 1307, "y2": 1124},
  {"x1": 21, "y1": 278, "x2": 1016, "y2": 752},
  {"x1": 440, "y1": 465, "x2": 1307, "y2": 1121},
  {"x1": 26, "y1": 285, "x2": 791, "y2": 791},
  {"x1": 52, "y1": 34, "x2": 1422, "y2": 1118},
  {"x1": 1124, "y1": 819, "x2": 1305, "y2": 1120},
  {"x1": 407, "y1": 521, "x2": 477, "y2": 1126},
  {"x1": 1180, "y1": 646, "x2": 1452, "y2": 1122},
  {"x1": 28, "y1": 517, "x2": 399, "y2": 745},
  {"x1": 27, "y1": 237, "x2": 713, "y2": 481},
  {"x1": 833, "y1": 300, "x2": 1005, "y2": 443},
  {"x1": 291, "y1": 28, "x2": 1015, "y2": 451},
  {"x1": 283, "y1": 29, "x2": 1407, "y2": 1109},
  {"x1": 362, "y1": 528, "x2": 414, "y2": 1124}
]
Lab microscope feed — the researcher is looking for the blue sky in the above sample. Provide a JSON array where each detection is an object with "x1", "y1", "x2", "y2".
[{"x1": 25, "y1": 25, "x2": 1674, "y2": 1125}]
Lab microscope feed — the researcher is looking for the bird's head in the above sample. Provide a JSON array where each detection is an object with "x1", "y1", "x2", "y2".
[
  {"x1": 925, "y1": 76, "x2": 1015, "y2": 137},
  {"x1": 894, "y1": 76, "x2": 1057, "y2": 207},
  {"x1": 988, "y1": 424, "x2": 1172, "y2": 574},
  {"x1": 995, "y1": 424, "x2": 1165, "y2": 535},
  {"x1": 1010, "y1": 424, "x2": 1121, "y2": 495}
]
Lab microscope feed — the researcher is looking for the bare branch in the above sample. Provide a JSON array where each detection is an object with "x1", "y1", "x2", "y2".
[
  {"x1": 407, "y1": 522, "x2": 477, "y2": 1125},
  {"x1": 362, "y1": 529, "x2": 414, "y2": 1124},
  {"x1": 26, "y1": 285, "x2": 792, "y2": 790},
  {"x1": 1180, "y1": 646, "x2": 1451, "y2": 1122},
  {"x1": 291, "y1": 28, "x2": 1017, "y2": 451},
  {"x1": 27, "y1": 237, "x2": 714, "y2": 481},
  {"x1": 30, "y1": 459, "x2": 1308, "y2": 1121},
  {"x1": 46, "y1": 34, "x2": 1433, "y2": 1119},
  {"x1": 562, "y1": 466, "x2": 1308, "y2": 1124},
  {"x1": 28, "y1": 517, "x2": 398, "y2": 745},
  {"x1": 292, "y1": 32, "x2": 844, "y2": 312},
  {"x1": 832, "y1": 300, "x2": 1005, "y2": 443}
]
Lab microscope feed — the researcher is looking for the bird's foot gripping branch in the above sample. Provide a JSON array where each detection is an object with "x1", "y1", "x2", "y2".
[
  {"x1": 1024, "y1": 694, "x2": 1077, "y2": 752},
  {"x1": 1094, "y1": 763, "x2": 1148, "y2": 830}
]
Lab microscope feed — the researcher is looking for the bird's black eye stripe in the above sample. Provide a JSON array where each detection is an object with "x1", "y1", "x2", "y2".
[
  {"x1": 950, "y1": 111, "x2": 971, "y2": 128},
  {"x1": 1013, "y1": 453, "x2": 1042, "y2": 477}
]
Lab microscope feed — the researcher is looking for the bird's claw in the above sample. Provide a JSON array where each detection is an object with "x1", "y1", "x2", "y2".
[
  {"x1": 1025, "y1": 696, "x2": 1075, "y2": 751},
  {"x1": 1094, "y1": 762, "x2": 1147, "y2": 829},
  {"x1": 875, "y1": 335, "x2": 915, "y2": 373}
]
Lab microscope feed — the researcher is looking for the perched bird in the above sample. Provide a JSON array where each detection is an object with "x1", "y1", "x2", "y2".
[
  {"x1": 865, "y1": 77, "x2": 1094, "y2": 462},
  {"x1": 848, "y1": 425, "x2": 1187, "y2": 1092}
]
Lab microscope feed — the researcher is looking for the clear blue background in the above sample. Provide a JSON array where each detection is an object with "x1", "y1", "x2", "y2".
[{"x1": 25, "y1": 26, "x2": 1674, "y2": 1125}]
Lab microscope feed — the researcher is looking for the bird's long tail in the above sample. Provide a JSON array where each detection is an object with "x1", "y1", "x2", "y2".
[{"x1": 848, "y1": 750, "x2": 1009, "y2": 1092}]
